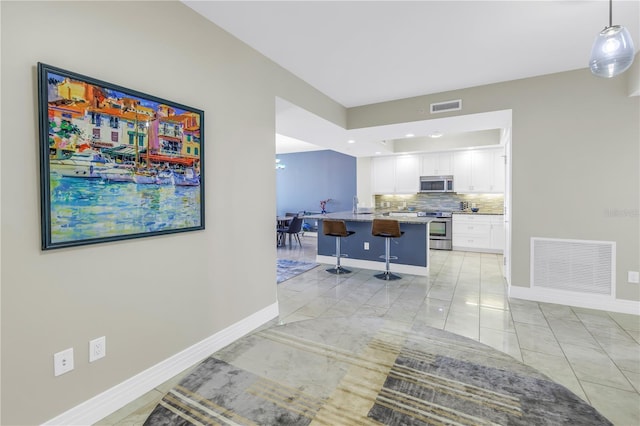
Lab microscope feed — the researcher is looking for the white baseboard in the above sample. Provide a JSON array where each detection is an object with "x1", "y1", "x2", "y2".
[
  {"x1": 509, "y1": 285, "x2": 640, "y2": 315},
  {"x1": 42, "y1": 302, "x2": 279, "y2": 426},
  {"x1": 452, "y1": 246, "x2": 503, "y2": 254},
  {"x1": 316, "y1": 255, "x2": 429, "y2": 276}
]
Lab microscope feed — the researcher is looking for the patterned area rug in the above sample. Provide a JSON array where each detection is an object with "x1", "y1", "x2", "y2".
[
  {"x1": 143, "y1": 318, "x2": 612, "y2": 425},
  {"x1": 276, "y1": 259, "x2": 318, "y2": 284}
]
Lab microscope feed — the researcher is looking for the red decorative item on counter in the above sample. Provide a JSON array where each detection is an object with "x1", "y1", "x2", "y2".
[{"x1": 320, "y1": 198, "x2": 331, "y2": 214}]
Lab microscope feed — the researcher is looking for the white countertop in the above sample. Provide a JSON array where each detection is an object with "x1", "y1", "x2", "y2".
[
  {"x1": 305, "y1": 211, "x2": 434, "y2": 224},
  {"x1": 452, "y1": 211, "x2": 504, "y2": 215}
]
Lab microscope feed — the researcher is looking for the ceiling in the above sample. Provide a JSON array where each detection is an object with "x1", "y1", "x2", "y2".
[{"x1": 183, "y1": 0, "x2": 639, "y2": 156}]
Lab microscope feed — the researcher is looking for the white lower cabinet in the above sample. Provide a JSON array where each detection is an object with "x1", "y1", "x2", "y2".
[
  {"x1": 490, "y1": 217, "x2": 505, "y2": 251},
  {"x1": 453, "y1": 214, "x2": 504, "y2": 253}
]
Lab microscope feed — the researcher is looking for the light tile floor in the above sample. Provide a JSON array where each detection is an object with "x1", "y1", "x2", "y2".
[{"x1": 98, "y1": 234, "x2": 640, "y2": 425}]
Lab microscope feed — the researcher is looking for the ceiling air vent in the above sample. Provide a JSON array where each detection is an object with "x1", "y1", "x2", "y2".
[{"x1": 430, "y1": 99, "x2": 462, "y2": 114}]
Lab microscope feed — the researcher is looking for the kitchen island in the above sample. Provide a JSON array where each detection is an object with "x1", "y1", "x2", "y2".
[{"x1": 305, "y1": 211, "x2": 434, "y2": 276}]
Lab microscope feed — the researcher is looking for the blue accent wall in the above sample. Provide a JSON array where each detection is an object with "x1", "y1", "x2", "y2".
[{"x1": 276, "y1": 150, "x2": 356, "y2": 216}]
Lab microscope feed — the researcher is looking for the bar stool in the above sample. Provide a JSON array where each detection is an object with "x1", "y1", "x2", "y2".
[
  {"x1": 323, "y1": 220, "x2": 355, "y2": 274},
  {"x1": 371, "y1": 219, "x2": 404, "y2": 280}
]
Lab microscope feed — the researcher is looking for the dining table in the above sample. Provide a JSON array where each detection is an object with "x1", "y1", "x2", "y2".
[{"x1": 276, "y1": 216, "x2": 294, "y2": 246}]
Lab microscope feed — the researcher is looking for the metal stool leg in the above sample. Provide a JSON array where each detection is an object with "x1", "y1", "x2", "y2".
[
  {"x1": 326, "y1": 236, "x2": 351, "y2": 274},
  {"x1": 375, "y1": 237, "x2": 401, "y2": 280}
]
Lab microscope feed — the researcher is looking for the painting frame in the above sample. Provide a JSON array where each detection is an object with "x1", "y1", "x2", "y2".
[{"x1": 37, "y1": 63, "x2": 205, "y2": 250}]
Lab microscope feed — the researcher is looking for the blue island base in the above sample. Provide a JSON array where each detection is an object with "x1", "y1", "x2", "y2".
[{"x1": 315, "y1": 219, "x2": 430, "y2": 276}]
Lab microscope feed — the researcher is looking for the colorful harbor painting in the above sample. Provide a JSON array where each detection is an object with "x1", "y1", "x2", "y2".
[{"x1": 37, "y1": 63, "x2": 205, "y2": 250}]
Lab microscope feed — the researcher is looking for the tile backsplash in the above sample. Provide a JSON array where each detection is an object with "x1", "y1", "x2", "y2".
[{"x1": 375, "y1": 193, "x2": 504, "y2": 214}]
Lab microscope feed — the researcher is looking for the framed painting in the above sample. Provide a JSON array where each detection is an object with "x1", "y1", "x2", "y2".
[{"x1": 37, "y1": 63, "x2": 205, "y2": 250}]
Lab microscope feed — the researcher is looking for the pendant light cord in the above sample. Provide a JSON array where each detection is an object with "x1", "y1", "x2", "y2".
[{"x1": 609, "y1": 0, "x2": 612, "y2": 28}]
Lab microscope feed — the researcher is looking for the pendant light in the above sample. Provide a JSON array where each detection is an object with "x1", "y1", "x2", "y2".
[{"x1": 589, "y1": 0, "x2": 635, "y2": 78}]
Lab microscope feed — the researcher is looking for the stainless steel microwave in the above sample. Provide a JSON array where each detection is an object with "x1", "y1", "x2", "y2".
[{"x1": 419, "y1": 175, "x2": 454, "y2": 193}]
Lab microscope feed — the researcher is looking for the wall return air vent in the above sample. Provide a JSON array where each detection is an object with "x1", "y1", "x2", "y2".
[
  {"x1": 430, "y1": 99, "x2": 462, "y2": 114},
  {"x1": 531, "y1": 237, "x2": 615, "y2": 297}
]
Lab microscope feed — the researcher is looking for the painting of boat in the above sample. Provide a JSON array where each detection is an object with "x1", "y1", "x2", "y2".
[
  {"x1": 38, "y1": 63, "x2": 204, "y2": 250},
  {"x1": 174, "y1": 167, "x2": 200, "y2": 186},
  {"x1": 50, "y1": 149, "x2": 114, "y2": 179},
  {"x1": 156, "y1": 169, "x2": 175, "y2": 185},
  {"x1": 99, "y1": 166, "x2": 134, "y2": 182},
  {"x1": 133, "y1": 169, "x2": 158, "y2": 185}
]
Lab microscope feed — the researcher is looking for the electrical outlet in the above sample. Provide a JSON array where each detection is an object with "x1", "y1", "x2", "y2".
[
  {"x1": 628, "y1": 271, "x2": 639, "y2": 284},
  {"x1": 89, "y1": 336, "x2": 106, "y2": 362},
  {"x1": 364, "y1": 242, "x2": 370, "y2": 250},
  {"x1": 54, "y1": 348, "x2": 74, "y2": 376}
]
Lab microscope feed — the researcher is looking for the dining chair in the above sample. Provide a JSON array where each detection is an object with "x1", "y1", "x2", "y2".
[{"x1": 277, "y1": 216, "x2": 304, "y2": 247}]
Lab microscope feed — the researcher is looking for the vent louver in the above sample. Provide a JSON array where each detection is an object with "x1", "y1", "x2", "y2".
[
  {"x1": 430, "y1": 99, "x2": 462, "y2": 114},
  {"x1": 531, "y1": 237, "x2": 615, "y2": 296}
]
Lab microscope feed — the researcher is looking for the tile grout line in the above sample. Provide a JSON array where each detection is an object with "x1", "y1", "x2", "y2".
[
  {"x1": 576, "y1": 309, "x2": 638, "y2": 394},
  {"x1": 441, "y1": 251, "x2": 465, "y2": 333},
  {"x1": 539, "y1": 304, "x2": 593, "y2": 405}
]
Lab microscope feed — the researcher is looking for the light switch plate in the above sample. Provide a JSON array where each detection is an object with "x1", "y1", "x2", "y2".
[{"x1": 628, "y1": 271, "x2": 639, "y2": 284}]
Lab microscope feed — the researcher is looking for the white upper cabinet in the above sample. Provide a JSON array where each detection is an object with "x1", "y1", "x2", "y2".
[
  {"x1": 453, "y1": 150, "x2": 472, "y2": 192},
  {"x1": 370, "y1": 147, "x2": 504, "y2": 195},
  {"x1": 371, "y1": 156, "x2": 396, "y2": 194},
  {"x1": 420, "y1": 152, "x2": 453, "y2": 176},
  {"x1": 453, "y1": 147, "x2": 504, "y2": 193},
  {"x1": 371, "y1": 155, "x2": 419, "y2": 194},
  {"x1": 491, "y1": 148, "x2": 506, "y2": 193},
  {"x1": 470, "y1": 149, "x2": 493, "y2": 192},
  {"x1": 395, "y1": 156, "x2": 420, "y2": 193}
]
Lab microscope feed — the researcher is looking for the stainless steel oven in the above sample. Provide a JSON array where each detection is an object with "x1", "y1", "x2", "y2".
[
  {"x1": 429, "y1": 218, "x2": 452, "y2": 250},
  {"x1": 418, "y1": 211, "x2": 452, "y2": 250}
]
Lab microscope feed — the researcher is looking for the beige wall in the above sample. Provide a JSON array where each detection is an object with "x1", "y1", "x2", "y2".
[
  {"x1": 349, "y1": 71, "x2": 639, "y2": 303},
  {"x1": 2, "y1": 1, "x2": 638, "y2": 424},
  {"x1": 629, "y1": 52, "x2": 640, "y2": 96},
  {"x1": 0, "y1": 1, "x2": 345, "y2": 424}
]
